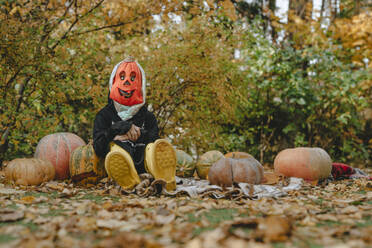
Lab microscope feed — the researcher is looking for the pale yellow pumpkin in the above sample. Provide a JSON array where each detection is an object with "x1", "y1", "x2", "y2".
[
  {"x1": 196, "y1": 150, "x2": 224, "y2": 179},
  {"x1": 5, "y1": 158, "x2": 55, "y2": 186}
]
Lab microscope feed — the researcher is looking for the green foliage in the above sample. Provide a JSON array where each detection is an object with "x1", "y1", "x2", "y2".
[
  {"x1": 0, "y1": 234, "x2": 17, "y2": 244},
  {"x1": 120, "y1": 16, "x2": 371, "y2": 165},
  {"x1": 117, "y1": 16, "x2": 241, "y2": 155},
  {"x1": 0, "y1": 1, "x2": 112, "y2": 161},
  {"x1": 219, "y1": 25, "x2": 371, "y2": 164},
  {"x1": 0, "y1": 1, "x2": 371, "y2": 167}
]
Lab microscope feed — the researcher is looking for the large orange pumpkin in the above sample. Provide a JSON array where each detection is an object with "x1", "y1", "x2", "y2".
[
  {"x1": 69, "y1": 142, "x2": 107, "y2": 185},
  {"x1": 208, "y1": 156, "x2": 264, "y2": 186},
  {"x1": 5, "y1": 158, "x2": 55, "y2": 186},
  {"x1": 34, "y1": 132, "x2": 86, "y2": 180},
  {"x1": 274, "y1": 147, "x2": 332, "y2": 181}
]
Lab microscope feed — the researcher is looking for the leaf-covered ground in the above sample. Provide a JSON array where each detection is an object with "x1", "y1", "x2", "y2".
[{"x1": 0, "y1": 168, "x2": 371, "y2": 248}]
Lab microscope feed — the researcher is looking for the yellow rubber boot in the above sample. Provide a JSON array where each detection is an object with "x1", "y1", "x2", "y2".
[
  {"x1": 105, "y1": 143, "x2": 140, "y2": 190},
  {"x1": 145, "y1": 139, "x2": 177, "y2": 191}
]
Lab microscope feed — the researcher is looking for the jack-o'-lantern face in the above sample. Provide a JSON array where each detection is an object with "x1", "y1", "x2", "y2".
[{"x1": 109, "y1": 61, "x2": 143, "y2": 106}]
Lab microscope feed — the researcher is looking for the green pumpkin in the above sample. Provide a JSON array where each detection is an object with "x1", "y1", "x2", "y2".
[
  {"x1": 69, "y1": 142, "x2": 107, "y2": 186},
  {"x1": 196, "y1": 150, "x2": 224, "y2": 179},
  {"x1": 176, "y1": 149, "x2": 195, "y2": 178}
]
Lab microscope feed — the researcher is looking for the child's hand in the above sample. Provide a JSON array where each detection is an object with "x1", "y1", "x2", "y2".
[
  {"x1": 126, "y1": 124, "x2": 141, "y2": 141},
  {"x1": 113, "y1": 134, "x2": 129, "y2": 141}
]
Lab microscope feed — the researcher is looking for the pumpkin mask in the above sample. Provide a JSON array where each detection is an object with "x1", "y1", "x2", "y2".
[{"x1": 109, "y1": 61, "x2": 143, "y2": 106}]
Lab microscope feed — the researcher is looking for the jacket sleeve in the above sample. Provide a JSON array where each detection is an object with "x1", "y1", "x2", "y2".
[
  {"x1": 137, "y1": 111, "x2": 160, "y2": 144},
  {"x1": 93, "y1": 110, "x2": 131, "y2": 158}
]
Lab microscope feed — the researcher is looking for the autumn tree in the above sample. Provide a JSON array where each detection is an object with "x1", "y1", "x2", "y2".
[
  {"x1": 1, "y1": 0, "x2": 371, "y2": 166},
  {"x1": 0, "y1": 0, "x2": 185, "y2": 163}
]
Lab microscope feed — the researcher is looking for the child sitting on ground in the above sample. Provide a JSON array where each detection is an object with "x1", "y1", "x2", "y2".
[{"x1": 93, "y1": 56, "x2": 176, "y2": 190}]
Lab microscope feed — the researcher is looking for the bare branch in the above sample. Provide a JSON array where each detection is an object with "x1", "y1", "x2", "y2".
[
  {"x1": 69, "y1": 8, "x2": 153, "y2": 37},
  {"x1": 50, "y1": 0, "x2": 106, "y2": 50},
  {"x1": 2, "y1": 67, "x2": 23, "y2": 100},
  {"x1": 79, "y1": 0, "x2": 105, "y2": 19},
  {"x1": 69, "y1": 21, "x2": 129, "y2": 36},
  {"x1": 41, "y1": 0, "x2": 74, "y2": 43}
]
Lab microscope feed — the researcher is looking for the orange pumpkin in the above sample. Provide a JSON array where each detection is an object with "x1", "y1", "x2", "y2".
[
  {"x1": 208, "y1": 156, "x2": 264, "y2": 186},
  {"x1": 34, "y1": 132, "x2": 86, "y2": 180},
  {"x1": 69, "y1": 142, "x2": 107, "y2": 185},
  {"x1": 5, "y1": 158, "x2": 55, "y2": 186},
  {"x1": 274, "y1": 147, "x2": 332, "y2": 181}
]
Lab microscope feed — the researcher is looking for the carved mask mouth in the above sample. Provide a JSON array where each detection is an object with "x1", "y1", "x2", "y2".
[{"x1": 119, "y1": 89, "x2": 134, "y2": 98}]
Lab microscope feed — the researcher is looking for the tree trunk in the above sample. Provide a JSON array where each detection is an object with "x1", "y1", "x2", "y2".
[
  {"x1": 289, "y1": 0, "x2": 313, "y2": 20},
  {"x1": 268, "y1": 0, "x2": 277, "y2": 42},
  {"x1": 320, "y1": 0, "x2": 325, "y2": 20},
  {"x1": 355, "y1": 0, "x2": 360, "y2": 15},
  {"x1": 329, "y1": 0, "x2": 337, "y2": 21}
]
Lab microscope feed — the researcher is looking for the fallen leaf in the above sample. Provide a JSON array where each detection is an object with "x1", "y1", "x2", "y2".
[
  {"x1": 97, "y1": 209, "x2": 114, "y2": 219},
  {"x1": 99, "y1": 231, "x2": 163, "y2": 248},
  {"x1": 258, "y1": 216, "x2": 292, "y2": 242},
  {"x1": 0, "y1": 188, "x2": 25, "y2": 195},
  {"x1": 97, "y1": 219, "x2": 127, "y2": 229},
  {"x1": 17, "y1": 195, "x2": 35, "y2": 204},
  {"x1": 262, "y1": 172, "x2": 280, "y2": 185},
  {"x1": 201, "y1": 228, "x2": 225, "y2": 248},
  {"x1": 45, "y1": 182, "x2": 65, "y2": 191},
  {"x1": 76, "y1": 216, "x2": 97, "y2": 232},
  {"x1": 222, "y1": 238, "x2": 249, "y2": 248},
  {"x1": 185, "y1": 238, "x2": 202, "y2": 248},
  {"x1": 155, "y1": 213, "x2": 175, "y2": 225},
  {"x1": 60, "y1": 188, "x2": 74, "y2": 197},
  {"x1": 340, "y1": 206, "x2": 359, "y2": 214},
  {"x1": 316, "y1": 214, "x2": 339, "y2": 222},
  {"x1": 301, "y1": 215, "x2": 317, "y2": 226},
  {"x1": 0, "y1": 209, "x2": 24, "y2": 222}
]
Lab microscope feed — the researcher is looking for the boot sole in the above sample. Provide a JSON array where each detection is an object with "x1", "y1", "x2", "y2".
[
  {"x1": 105, "y1": 151, "x2": 140, "y2": 190},
  {"x1": 146, "y1": 139, "x2": 176, "y2": 191}
]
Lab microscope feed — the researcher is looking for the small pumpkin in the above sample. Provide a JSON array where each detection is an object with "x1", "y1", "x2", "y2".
[
  {"x1": 175, "y1": 149, "x2": 195, "y2": 178},
  {"x1": 274, "y1": 147, "x2": 332, "y2": 181},
  {"x1": 225, "y1": 151, "x2": 253, "y2": 159},
  {"x1": 69, "y1": 142, "x2": 107, "y2": 185},
  {"x1": 35, "y1": 132, "x2": 86, "y2": 180},
  {"x1": 208, "y1": 156, "x2": 264, "y2": 187},
  {"x1": 5, "y1": 158, "x2": 55, "y2": 186},
  {"x1": 196, "y1": 150, "x2": 224, "y2": 179}
]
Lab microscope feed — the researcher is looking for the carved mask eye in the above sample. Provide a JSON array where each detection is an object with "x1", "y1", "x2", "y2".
[
  {"x1": 119, "y1": 71, "x2": 125, "y2": 81},
  {"x1": 130, "y1": 72, "x2": 136, "y2": 82}
]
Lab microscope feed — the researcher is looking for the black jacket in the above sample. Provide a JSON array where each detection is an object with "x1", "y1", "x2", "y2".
[{"x1": 93, "y1": 101, "x2": 159, "y2": 158}]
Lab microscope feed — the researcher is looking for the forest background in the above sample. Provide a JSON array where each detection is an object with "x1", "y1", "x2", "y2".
[{"x1": 0, "y1": 0, "x2": 371, "y2": 168}]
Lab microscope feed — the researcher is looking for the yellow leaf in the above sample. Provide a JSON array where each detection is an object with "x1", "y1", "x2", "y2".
[
  {"x1": 219, "y1": 0, "x2": 237, "y2": 21},
  {"x1": 352, "y1": 40, "x2": 365, "y2": 47},
  {"x1": 18, "y1": 196, "x2": 35, "y2": 204},
  {"x1": 262, "y1": 172, "x2": 280, "y2": 185},
  {"x1": 9, "y1": 7, "x2": 19, "y2": 16}
]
